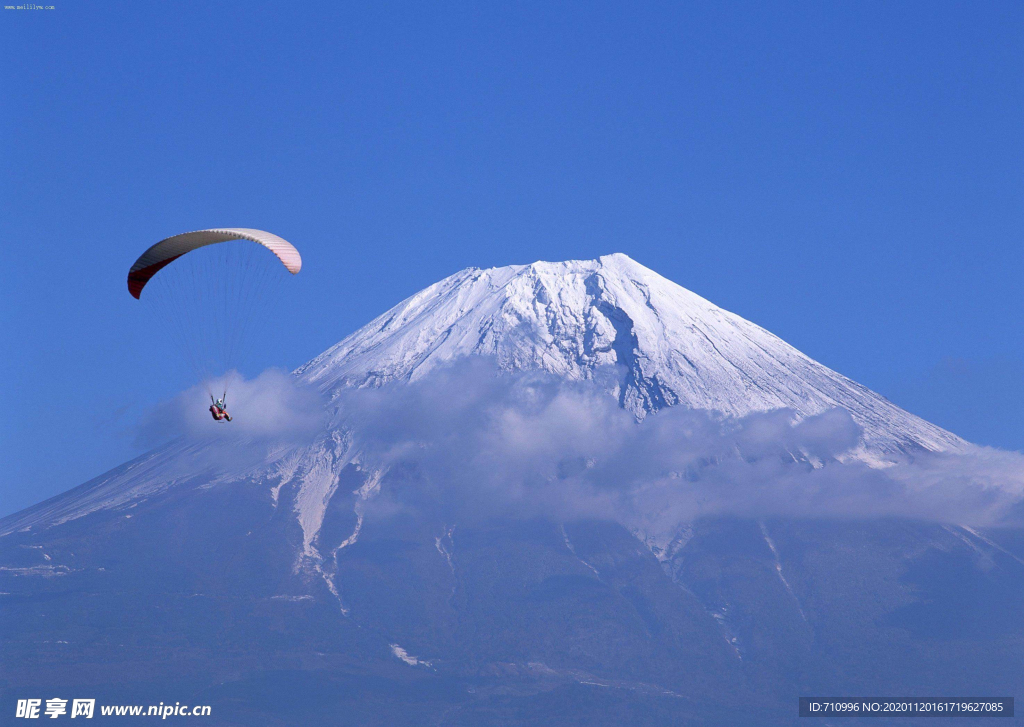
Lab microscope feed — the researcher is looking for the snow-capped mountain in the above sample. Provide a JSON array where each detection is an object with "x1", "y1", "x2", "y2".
[
  {"x1": 0, "y1": 253, "x2": 968, "y2": 544},
  {"x1": 4, "y1": 254, "x2": 1021, "y2": 727},
  {"x1": 298, "y1": 253, "x2": 965, "y2": 457}
]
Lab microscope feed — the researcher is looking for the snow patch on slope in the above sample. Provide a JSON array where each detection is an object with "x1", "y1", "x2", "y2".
[
  {"x1": 390, "y1": 644, "x2": 433, "y2": 668},
  {"x1": 760, "y1": 521, "x2": 807, "y2": 622}
]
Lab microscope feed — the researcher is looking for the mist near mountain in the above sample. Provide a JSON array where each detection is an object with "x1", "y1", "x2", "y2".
[
  {"x1": 135, "y1": 368, "x2": 327, "y2": 447},
  {"x1": 140, "y1": 360, "x2": 1024, "y2": 539}
]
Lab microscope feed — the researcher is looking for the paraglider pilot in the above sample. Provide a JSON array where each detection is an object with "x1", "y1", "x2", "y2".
[{"x1": 210, "y1": 395, "x2": 232, "y2": 422}]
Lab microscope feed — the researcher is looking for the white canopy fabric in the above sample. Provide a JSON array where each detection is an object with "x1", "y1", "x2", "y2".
[{"x1": 128, "y1": 228, "x2": 301, "y2": 299}]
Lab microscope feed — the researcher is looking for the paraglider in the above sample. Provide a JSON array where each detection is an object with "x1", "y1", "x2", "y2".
[
  {"x1": 128, "y1": 228, "x2": 302, "y2": 423},
  {"x1": 209, "y1": 395, "x2": 232, "y2": 422}
]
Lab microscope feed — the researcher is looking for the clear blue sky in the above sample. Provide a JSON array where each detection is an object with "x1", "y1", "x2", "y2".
[{"x1": 2, "y1": 1, "x2": 1021, "y2": 517}]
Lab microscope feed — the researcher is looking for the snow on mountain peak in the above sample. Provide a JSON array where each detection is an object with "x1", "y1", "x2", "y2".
[{"x1": 296, "y1": 254, "x2": 966, "y2": 457}]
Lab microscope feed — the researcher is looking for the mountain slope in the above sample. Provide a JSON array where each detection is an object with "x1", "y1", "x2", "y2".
[{"x1": 298, "y1": 253, "x2": 964, "y2": 457}]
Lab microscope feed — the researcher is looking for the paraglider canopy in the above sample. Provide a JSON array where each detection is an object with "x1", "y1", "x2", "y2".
[
  {"x1": 127, "y1": 228, "x2": 301, "y2": 299},
  {"x1": 127, "y1": 227, "x2": 302, "y2": 402}
]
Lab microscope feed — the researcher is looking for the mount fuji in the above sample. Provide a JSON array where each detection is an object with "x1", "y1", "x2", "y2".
[{"x1": 3, "y1": 254, "x2": 1021, "y2": 727}]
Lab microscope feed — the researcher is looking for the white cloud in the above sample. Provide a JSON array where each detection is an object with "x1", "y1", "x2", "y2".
[
  {"x1": 331, "y1": 362, "x2": 1024, "y2": 531},
  {"x1": 137, "y1": 369, "x2": 325, "y2": 447}
]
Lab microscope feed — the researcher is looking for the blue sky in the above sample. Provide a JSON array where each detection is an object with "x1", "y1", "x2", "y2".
[{"x1": 1, "y1": 1, "x2": 1021, "y2": 517}]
